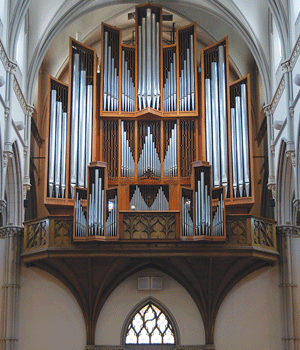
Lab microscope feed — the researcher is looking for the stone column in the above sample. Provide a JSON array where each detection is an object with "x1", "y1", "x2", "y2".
[
  {"x1": 277, "y1": 225, "x2": 300, "y2": 350},
  {"x1": 0, "y1": 225, "x2": 23, "y2": 350}
]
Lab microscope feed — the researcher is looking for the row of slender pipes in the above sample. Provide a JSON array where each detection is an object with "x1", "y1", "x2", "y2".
[
  {"x1": 163, "y1": 52, "x2": 177, "y2": 112},
  {"x1": 48, "y1": 89, "x2": 67, "y2": 198},
  {"x1": 121, "y1": 121, "x2": 135, "y2": 177},
  {"x1": 231, "y1": 84, "x2": 250, "y2": 197},
  {"x1": 163, "y1": 123, "x2": 177, "y2": 177},
  {"x1": 75, "y1": 192, "x2": 87, "y2": 237},
  {"x1": 88, "y1": 169, "x2": 105, "y2": 236},
  {"x1": 121, "y1": 50, "x2": 135, "y2": 112},
  {"x1": 137, "y1": 8, "x2": 160, "y2": 110},
  {"x1": 70, "y1": 52, "x2": 93, "y2": 198},
  {"x1": 103, "y1": 30, "x2": 119, "y2": 112},
  {"x1": 137, "y1": 126, "x2": 161, "y2": 178},
  {"x1": 106, "y1": 195, "x2": 118, "y2": 236},
  {"x1": 130, "y1": 185, "x2": 169, "y2": 211},
  {"x1": 212, "y1": 193, "x2": 224, "y2": 236},
  {"x1": 205, "y1": 45, "x2": 228, "y2": 195},
  {"x1": 179, "y1": 34, "x2": 195, "y2": 111},
  {"x1": 181, "y1": 197, "x2": 193, "y2": 236},
  {"x1": 194, "y1": 172, "x2": 211, "y2": 236}
]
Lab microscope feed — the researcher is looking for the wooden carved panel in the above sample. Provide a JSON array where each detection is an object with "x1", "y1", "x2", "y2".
[
  {"x1": 26, "y1": 219, "x2": 48, "y2": 249},
  {"x1": 252, "y1": 218, "x2": 276, "y2": 250},
  {"x1": 123, "y1": 212, "x2": 176, "y2": 239},
  {"x1": 53, "y1": 218, "x2": 73, "y2": 246},
  {"x1": 226, "y1": 217, "x2": 249, "y2": 245}
]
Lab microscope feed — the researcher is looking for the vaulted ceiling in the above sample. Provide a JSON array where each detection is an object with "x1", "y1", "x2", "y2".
[{"x1": 8, "y1": 0, "x2": 289, "y2": 106}]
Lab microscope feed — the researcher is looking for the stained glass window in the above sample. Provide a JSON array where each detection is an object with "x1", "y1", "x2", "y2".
[{"x1": 125, "y1": 302, "x2": 175, "y2": 344}]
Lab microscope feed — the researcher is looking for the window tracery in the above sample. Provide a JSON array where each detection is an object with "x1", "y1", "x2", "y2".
[{"x1": 125, "y1": 302, "x2": 175, "y2": 345}]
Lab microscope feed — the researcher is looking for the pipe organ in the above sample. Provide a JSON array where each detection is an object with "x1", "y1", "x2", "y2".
[{"x1": 44, "y1": 3, "x2": 254, "y2": 242}]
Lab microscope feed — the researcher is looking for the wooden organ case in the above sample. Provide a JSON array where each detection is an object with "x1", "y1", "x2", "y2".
[
  {"x1": 42, "y1": 3, "x2": 257, "y2": 242},
  {"x1": 23, "y1": 4, "x2": 278, "y2": 346}
]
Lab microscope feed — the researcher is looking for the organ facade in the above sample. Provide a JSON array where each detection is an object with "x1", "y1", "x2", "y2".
[{"x1": 22, "y1": 3, "x2": 278, "y2": 346}]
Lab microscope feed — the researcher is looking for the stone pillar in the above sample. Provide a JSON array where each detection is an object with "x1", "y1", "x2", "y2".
[
  {"x1": 0, "y1": 225, "x2": 23, "y2": 350},
  {"x1": 277, "y1": 225, "x2": 300, "y2": 350}
]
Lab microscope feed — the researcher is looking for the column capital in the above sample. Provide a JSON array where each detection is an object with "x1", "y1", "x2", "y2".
[
  {"x1": 276, "y1": 225, "x2": 300, "y2": 237},
  {"x1": 0, "y1": 225, "x2": 23, "y2": 238}
]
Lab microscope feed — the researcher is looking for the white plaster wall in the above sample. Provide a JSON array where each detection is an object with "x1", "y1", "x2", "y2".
[
  {"x1": 214, "y1": 265, "x2": 281, "y2": 350},
  {"x1": 18, "y1": 264, "x2": 86, "y2": 350},
  {"x1": 95, "y1": 268, "x2": 206, "y2": 346}
]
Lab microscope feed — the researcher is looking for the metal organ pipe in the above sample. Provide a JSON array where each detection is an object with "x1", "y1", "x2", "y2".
[
  {"x1": 218, "y1": 45, "x2": 228, "y2": 195},
  {"x1": 138, "y1": 26, "x2": 142, "y2": 109},
  {"x1": 146, "y1": 9, "x2": 152, "y2": 107},
  {"x1": 211, "y1": 61, "x2": 221, "y2": 187},
  {"x1": 48, "y1": 89, "x2": 57, "y2": 197},
  {"x1": 70, "y1": 53, "x2": 80, "y2": 198},
  {"x1": 103, "y1": 31, "x2": 108, "y2": 111},
  {"x1": 205, "y1": 79, "x2": 212, "y2": 166},
  {"x1": 55, "y1": 101, "x2": 63, "y2": 198},
  {"x1": 190, "y1": 35, "x2": 195, "y2": 111},
  {"x1": 78, "y1": 69, "x2": 87, "y2": 188},
  {"x1": 141, "y1": 17, "x2": 146, "y2": 109},
  {"x1": 85, "y1": 85, "x2": 93, "y2": 184},
  {"x1": 235, "y1": 96, "x2": 244, "y2": 197},
  {"x1": 61, "y1": 112, "x2": 67, "y2": 198},
  {"x1": 241, "y1": 84, "x2": 250, "y2": 197},
  {"x1": 231, "y1": 107, "x2": 238, "y2": 198}
]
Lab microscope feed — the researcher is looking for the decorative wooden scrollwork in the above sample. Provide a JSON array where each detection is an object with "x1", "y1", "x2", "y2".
[
  {"x1": 123, "y1": 212, "x2": 176, "y2": 239},
  {"x1": 26, "y1": 219, "x2": 48, "y2": 249}
]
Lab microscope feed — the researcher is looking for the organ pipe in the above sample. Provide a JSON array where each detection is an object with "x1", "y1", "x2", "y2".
[
  {"x1": 211, "y1": 61, "x2": 221, "y2": 187},
  {"x1": 70, "y1": 53, "x2": 80, "y2": 198},
  {"x1": 218, "y1": 45, "x2": 228, "y2": 194}
]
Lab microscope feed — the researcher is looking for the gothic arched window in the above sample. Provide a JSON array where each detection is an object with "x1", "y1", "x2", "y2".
[{"x1": 124, "y1": 301, "x2": 176, "y2": 345}]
